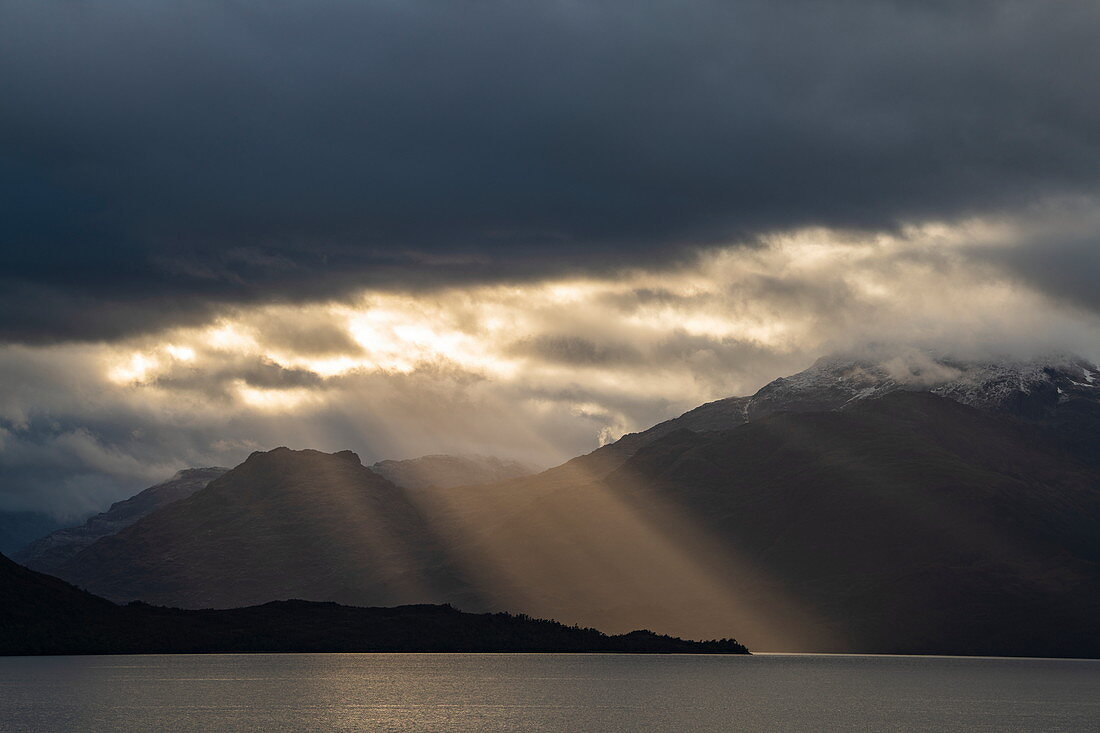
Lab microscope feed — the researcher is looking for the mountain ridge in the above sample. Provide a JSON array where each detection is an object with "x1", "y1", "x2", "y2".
[
  {"x1": 0, "y1": 552, "x2": 746, "y2": 656},
  {"x1": 53, "y1": 447, "x2": 483, "y2": 610},
  {"x1": 13, "y1": 467, "x2": 229, "y2": 573},
  {"x1": 599, "y1": 390, "x2": 1100, "y2": 655},
  {"x1": 609, "y1": 350, "x2": 1100, "y2": 462},
  {"x1": 40, "y1": 355, "x2": 1100, "y2": 656}
]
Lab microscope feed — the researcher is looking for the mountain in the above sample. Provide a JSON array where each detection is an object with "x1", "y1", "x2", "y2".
[
  {"x1": 0, "y1": 511, "x2": 70, "y2": 556},
  {"x1": 370, "y1": 454, "x2": 537, "y2": 489},
  {"x1": 53, "y1": 448, "x2": 481, "y2": 610},
  {"x1": 394, "y1": 391, "x2": 1100, "y2": 656},
  {"x1": 614, "y1": 351, "x2": 1100, "y2": 462},
  {"x1": 0, "y1": 547, "x2": 126, "y2": 654},
  {"x1": 48, "y1": 355, "x2": 1100, "y2": 656},
  {"x1": 600, "y1": 392, "x2": 1100, "y2": 656},
  {"x1": 0, "y1": 553, "x2": 746, "y2": 655},
  {"x1": 13, "y1": 454, "x2": 534, "y2": 572},
  {"x1": 13, "y1": 467, "x2": 228, "y2": 573}
]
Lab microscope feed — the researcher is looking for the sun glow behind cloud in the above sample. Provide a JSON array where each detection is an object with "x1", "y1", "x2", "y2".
[
  {"x1": 6, "y1": 219, "x2": 1100, "y2": 515},
  {"x1": 100, "y1": 222, "x2": 1100, "y2": 419},
  {"x1": 235, "y1": 382, "x2": 320, "y2": 412}
]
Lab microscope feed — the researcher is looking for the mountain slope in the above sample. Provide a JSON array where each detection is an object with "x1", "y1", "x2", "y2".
[
  {"x1": 14, "y1": 467, "x2": 227, "y2": 573},
  {"x1": 0, "y1": 549, "x2": 126, "y2": 654},
  {"x1": 613, "y1": 351, "x2": 1100, "y2": 462},
  {"x1": 601, "y1": 392, "x2": 1100, "y2": 655},
  {"x1": 0, "y1": 553, "x2": 745, "y2": 655},
  {"x1": 52, "y1": 381, "x2": 1100, "y2": 656},
  {"x1": 55, "y1": 449, "x2": 479, "y2": 609}
]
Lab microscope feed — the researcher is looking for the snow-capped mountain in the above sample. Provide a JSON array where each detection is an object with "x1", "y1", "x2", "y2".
[
  {"x1": 749, "y1": 351, "x2": 1100, "y2": 420},
  {"x1": 617, "y1": 350, "x2": 1100, "y2": 453}
]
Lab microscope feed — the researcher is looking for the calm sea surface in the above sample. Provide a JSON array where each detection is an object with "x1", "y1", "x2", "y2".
[{"x1": 0, "y1": 653, "x2": 1097, "y2": 732}]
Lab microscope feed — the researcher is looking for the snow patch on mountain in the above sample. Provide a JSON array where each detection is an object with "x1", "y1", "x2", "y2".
[{"x1": 618, "y1": 348, "x2": 1100, "y2": 449}]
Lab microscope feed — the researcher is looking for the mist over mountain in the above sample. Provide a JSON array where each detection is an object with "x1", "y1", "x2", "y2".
[
  {"x1": 4, "y1": 8, "x2": 1100, "y2": 672},
  {"x1": 0, "y1": 512, "x2": 70, "y2": 557},
  {"x1": 369, "y1": 454, "x2": 537, "y2": 490},
  {"x1": 43, "y1": 354, "x2": 1100, "y2": 657},
  {"x1": 611, "y1": 350, "x2": 1100, "y2": 463},
  {"x1": 14, "y1": 467, "x2": 228, "y2": 573}
]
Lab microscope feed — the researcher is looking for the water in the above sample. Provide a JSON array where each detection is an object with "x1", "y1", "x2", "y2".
[{"x1": 0, "y1": 653, "x2": 1097, "y2": 732}]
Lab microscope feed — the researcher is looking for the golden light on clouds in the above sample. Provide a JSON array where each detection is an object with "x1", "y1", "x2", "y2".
[
  {"x1": 79, "y1": 222, "x2": 1100, "y2": 468},
  {"x1": 107, "y1": 353, "x2": 159, "y2": 385},
  {"x1": 235, "y1": 383, "x2": 320, "y2": 412},
  {"x1": 1, "y1": 216, "x2": 1097, "y2": 521}
]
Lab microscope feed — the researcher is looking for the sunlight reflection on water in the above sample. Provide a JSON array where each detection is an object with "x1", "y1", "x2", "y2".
[{"x1": 0, "y1": 653, "x2": 1097, "y2": 732}]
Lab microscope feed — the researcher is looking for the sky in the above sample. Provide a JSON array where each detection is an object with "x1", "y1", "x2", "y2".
[{"x1": 2, "y1": 1, "x2": 1100, "y2": 518}]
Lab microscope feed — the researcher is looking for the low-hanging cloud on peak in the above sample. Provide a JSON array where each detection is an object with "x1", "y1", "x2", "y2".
[
  {"x1": 3, "y1": 224, "x2": 1099, "y2": 517},
  {"x1": 3, "y1": 1, "x2": 1100, "y2": 522}
]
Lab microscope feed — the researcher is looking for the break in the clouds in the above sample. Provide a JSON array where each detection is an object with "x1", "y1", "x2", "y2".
[
  {"x1": 2, "y1": 2, "x2": 1100, "y2": 517},
  {"x1": 3, "y1": 224, "x2": 1100, "y2": 517},
  {"x1": 3, "y1": 1, "x2": 1100, "y2": 341}
]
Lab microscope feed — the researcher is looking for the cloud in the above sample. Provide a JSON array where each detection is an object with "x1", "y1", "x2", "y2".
[
  {"x1": 3, "y1": 224, "x2": 1099, "y2": 517},
  {"x1": 3, "y1": 1, "x2": 1099, "y2": 519},
  {"x1": 998, "y1": 237, "x2": 1100, "y2": 316},
  {"x1": 507, "y1": 335, "x2": 643, "y2": 366},
  {"x1": 2, "y1": 1, "x2": 1100, "y2": 341}
]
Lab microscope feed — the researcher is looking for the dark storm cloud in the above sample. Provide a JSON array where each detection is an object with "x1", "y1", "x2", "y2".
[
  {"x1": 148, "y1": 356, "x2": 325, "y2": 394},
  {"x1": 982, "y1": 233, "x2": 1100, "y2": 312},
  {"x1": 3, "y1": 0, "x2": 1100, "y2": 341}
]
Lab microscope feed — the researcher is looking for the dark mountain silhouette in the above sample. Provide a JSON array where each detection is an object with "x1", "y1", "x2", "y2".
[
  {"x1": 13, "y1": 467, "x2": 228, "y2": 573},
  {"x1": 13, "y1": 454, "x2": 533, "y2": 572},
  {"x1": 54, "y1": 448, "x2": 482, "y2": 610},
  {"x1": 601, "y1": 392, "x2": 1100, "y2": 656},
  {"x1": 0, "y1": 553, "x2": 745, "y2": 656},
  {"x1": 0, "y1": 546, "x2": 124, "y2": 653},
  {"x1": 48, "y1": 357, "x2": 1100, "y2": 657},
  {"x1": 370, "y1": 454, "x2": 537, "y2": 489}
]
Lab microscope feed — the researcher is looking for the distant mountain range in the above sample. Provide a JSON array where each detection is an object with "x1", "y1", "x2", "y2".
[
  {"x1": 609, "y1": 351, "x2": 1100, "y2": 464},
  {"x1": 13, "y1": 468, "x2": 229, "y2": 573},
  {"x1": 0, "y1": 511, "x2": 68, "y2": 556},
  {"x1": 0, "y1": 552, "x2": 744, "y2": 655},
  {"x1": 15, "y1": 350, "x2": 1100, "y2": 657},
  {"x1": 11, "y1": 454, "x2": 536, "y2": 573},
  {"x1": 369, "y1": 454, "x2": 537, "y2": 489},
  {"x1": 51, "y1": 448, "x2": 481, "y2": 610}
]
